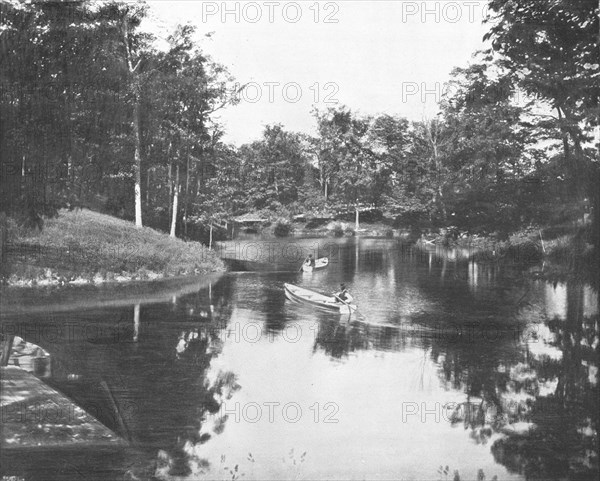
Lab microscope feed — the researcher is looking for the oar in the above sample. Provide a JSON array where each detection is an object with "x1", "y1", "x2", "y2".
[
  {"x1": 333, "y1": 294, "x2": 358, "y2": 319},
  {"x1": 334, "y1": 294, "x2": 369, "y2": 321}
]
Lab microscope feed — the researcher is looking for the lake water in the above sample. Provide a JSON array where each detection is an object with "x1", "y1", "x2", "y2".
[{"x1": 1, "y1": 238, "x2": 598, "y2": 480}]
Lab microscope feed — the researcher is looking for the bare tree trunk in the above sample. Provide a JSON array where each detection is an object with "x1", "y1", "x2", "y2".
[
  {"x1": 428, "y1": 122, "x2": 443, "y2": 221},
  {"x1": 170, "y1": 164, "x2": 180, "y2": 238},
  {"x1": 168, "y1": 160, "x2": 172, "y2": 217},
  {"x1": 355, "y1": 206, "x2": 359, "y2": 231},
  {"x1": 209, "y1": 222, "x2": 213, "y2": 249},
  {"x1": 132, "y1": 93, "x2": 143, "y2": 227},
  {"x1": 122, "y1": 14, "x2": 143, "y2": 227},
  {"x1": 319, "y1": 166, "x2": 327, "y2": 199},
  {"x1": 184, "y1": 152, "x2": 190, "y2": 237}
]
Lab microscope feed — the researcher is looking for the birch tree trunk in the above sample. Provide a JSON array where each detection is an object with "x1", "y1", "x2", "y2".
[
  {"x1": 170, "y1": 164, "x2": 180, "y2": 237},
  {"x1": 132, "y1": 91, "x2": 143, "y2": 227},
  {"x1": 184, "y1": 152, "x2": 190, "y2": 237},
  {"x1": 122, "y1": 14, "x2": 143, "y2": 227},
  {"x1": 168, "y1": 159, "x2": 172, "y2": 217}
]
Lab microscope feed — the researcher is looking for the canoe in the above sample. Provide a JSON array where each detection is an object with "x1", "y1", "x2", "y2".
[
  {"x1": 284, "y1": 283, "x2": 357, "y2": 314},
  {"x1": 302, "y1": 257, "x2": 329, "y2": 272}
]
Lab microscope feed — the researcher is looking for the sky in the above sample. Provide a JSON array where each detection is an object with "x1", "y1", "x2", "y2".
[{"x1": 147, "y1": 1, "x2": 491, "y2": 145}]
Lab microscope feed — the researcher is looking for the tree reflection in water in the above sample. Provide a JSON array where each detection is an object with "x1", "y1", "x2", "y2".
[
  {"x1": 153, "y1": 327, "x2": 241, "y2": 479},
  {"x1": 2, "y1": 278, "x2": 243, "y2": 481},
  {"x1": 310, "y1": 280, "x2": 598, "y2": 480},
  {"x1": 490, "y1": 283, "x2": 598, "y2": 480},
  {"x1": 137, "y1": 280, "x2": 241, "y2": 479}
]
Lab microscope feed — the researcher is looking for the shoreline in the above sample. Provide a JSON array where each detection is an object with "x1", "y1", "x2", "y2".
[
  {"x1": 2, "y1": 210, "x2": 594, "y2": 289},
  {"x1": 0, "y1": 272, "x2": 224, "y2": 317},
  {"x1": 1, "y1": 209, "x2": 225, "y2": 288}
]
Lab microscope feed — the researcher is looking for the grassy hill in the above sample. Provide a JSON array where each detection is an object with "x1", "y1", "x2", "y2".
[{"x1": 2, "y1": 209, "x2": 225, "y2": 287}]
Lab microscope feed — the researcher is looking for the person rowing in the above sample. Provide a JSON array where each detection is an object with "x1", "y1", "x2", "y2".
[
  {"x1": 334, "y1": 283, "x2": 353, "y2": 304},
  {"x1": 304, "y1": 254, "x2": 316, "y2": 268}
]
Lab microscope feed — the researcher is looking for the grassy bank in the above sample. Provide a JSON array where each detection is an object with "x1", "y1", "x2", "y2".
[{"x1": 1, "y1": 209, "x2": 225, "y2": 287}]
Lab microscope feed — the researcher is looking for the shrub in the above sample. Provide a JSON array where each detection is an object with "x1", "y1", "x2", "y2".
[
  {"x1": 273, "y1": 220, "x2": 292, "y2": 237},
  {"x1": 506, "y1": 234, "x2": 543, "y2": 264},
  {"x1": 331, "y1": 223, "x2": 344, "y2": 237}
]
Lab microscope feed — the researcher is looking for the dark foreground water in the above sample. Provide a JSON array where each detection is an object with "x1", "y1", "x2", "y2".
[{"x1": 1, "y1": 238, "x2": 598, "y2": 480}]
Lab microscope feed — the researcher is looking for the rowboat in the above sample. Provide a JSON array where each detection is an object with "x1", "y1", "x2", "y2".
[
  {"x1": 302, "y1": 257, "x2": 329, "y2": 272},
  {"x1": 284, "y1": 283, "x2": 357, "y2": 314}
]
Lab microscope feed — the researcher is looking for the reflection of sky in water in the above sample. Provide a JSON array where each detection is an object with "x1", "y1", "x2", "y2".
[
  {"x1": 192, "y1": 306, "x2": 522, "y2": 481},
  {"x1": 545, "y1": 283, "x2": 568, "y2": 320},
  {"x1": 544, "y1": 283, "x2": 598, "y2": 320}
]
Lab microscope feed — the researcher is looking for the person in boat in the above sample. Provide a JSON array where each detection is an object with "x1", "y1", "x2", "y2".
[
  {"x1": 334, "y1": 283, "x2": 353, "y2": 303},
  {"x1": 304, "y1": 254, "x2": 316, "y2": 267}
]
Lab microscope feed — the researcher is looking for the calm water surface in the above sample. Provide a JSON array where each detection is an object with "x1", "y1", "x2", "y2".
[{"x1": 1, "y1": 238, "x2": 598, "y2": 480}]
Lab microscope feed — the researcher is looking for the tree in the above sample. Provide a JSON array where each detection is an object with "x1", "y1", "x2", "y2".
[
  {"x1": 485, "y1": 0, "x2": 600, "y2": 197},
  {"x1": 253, "y1": 124, "x2": 307, "y2": 207},
  {"x1": 118, "y1": 3, "x2": 147, "y2": 227},
  {"x1": 141, "y1": 23, "x2": 239, "y2": 238},
  {"x1": 0, "y1": 1, "x2": 241, "y2": 239},
  {"x1": 0, "y1": 1, "x2": 103, "y2": 222},
  {"x1": 190, "y1": 143, "x2": 242, "y2": 246},
  {"x1": 232, "y1": 125, "x2": 310, "y2": 214},
  {"x1": 314, "y1": 107, "x2": 383, "y2": 229},
  {"x1": 0, "y1": 1, "x2": 154, "y2": 226},
  {"x1": 436, "y1": 59, "x2": 535, "y2": 232},
  {"x1": 82, "y1": 1, "x2": 153, "y2": 227},
  {"x1": 368, "y1": 114, "x2": 428, "y2": 221}
]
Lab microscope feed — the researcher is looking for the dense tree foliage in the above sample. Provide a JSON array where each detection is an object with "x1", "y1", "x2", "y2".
[
  {"x1": 1, "y1": 0, "x2": 597, "y2": 240},
  {"x1": 0, "y1": 0, "x2": 237, "y2": 234},
  {"x1": 484, "y1": 0, "x2": 599, "y2": 239}
]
